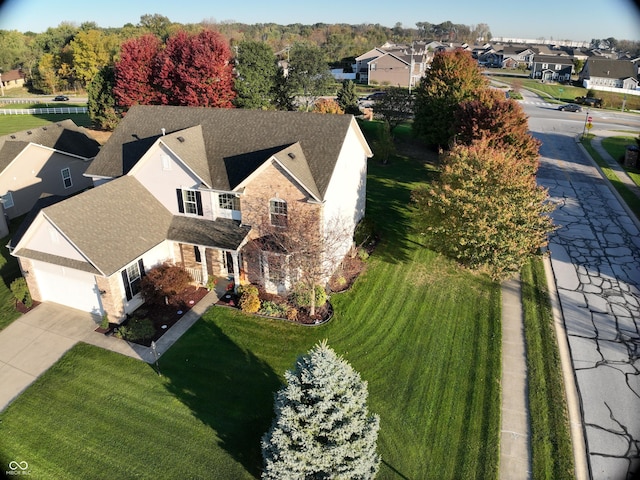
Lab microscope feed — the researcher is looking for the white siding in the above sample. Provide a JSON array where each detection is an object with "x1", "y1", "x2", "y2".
[
  {"x1": 26, "y1": 215, "x2": 87, "y2": 262},
  {"x1": 321, "y1": 122, "x2": 369, "y2": 271},
  {"x1": 118, "y1": 240, "x2": 173, "y2": 315},
  {"x1": 132, "y1": 145, "x2": 211, "y2": 217}
]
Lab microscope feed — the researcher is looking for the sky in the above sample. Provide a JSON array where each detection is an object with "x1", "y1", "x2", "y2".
[{"x1": 0, "y1": 0, "x2": 639, "y2": 43}]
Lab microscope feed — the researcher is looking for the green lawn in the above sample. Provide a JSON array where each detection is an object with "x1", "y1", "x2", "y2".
[
  {"x1": 581, "y1": 136, "x2": 640, "y2": 220},
  {"x1": 0, "y1": 113, "x2": 92, "y2": 136},
  {"x1": 521, "y1": 258, "x2": 574, "y2": 479},
  {"x1": 0, "y1": 153, "x2": 502, "y2": 479},
  {"x1": 0, "y1": 217, "x2": 27, "y2": 330}
]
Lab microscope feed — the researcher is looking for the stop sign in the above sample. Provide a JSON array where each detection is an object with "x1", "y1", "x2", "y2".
[{"x1": 588, "y1": 116, "x2": 593, "y2": 122}]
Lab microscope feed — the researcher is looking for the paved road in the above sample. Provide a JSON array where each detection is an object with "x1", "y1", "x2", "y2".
[{"x1": 526, "y1": 111, "x2": 640, "y2": 479}]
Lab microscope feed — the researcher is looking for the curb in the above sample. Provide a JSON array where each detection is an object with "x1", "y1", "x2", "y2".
[{"x1": 542, "y1": 253, "x2": 590, "y2": 480}]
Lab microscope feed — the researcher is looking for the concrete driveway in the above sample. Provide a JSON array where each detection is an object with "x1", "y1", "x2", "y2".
[
  {"x1": 0, "y1": 291, "x2": 219, "y2": 412},
  {"x1": 0, "y1": 302, "x2": 146, "y2": 412}
]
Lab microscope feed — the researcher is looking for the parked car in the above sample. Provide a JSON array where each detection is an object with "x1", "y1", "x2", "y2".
[
  {"x1": 358, "y1": 91, "x2": 386, "y2": 108},
  {"x1": 53, "y1": 95, "x2": 69, "y2": 101},
  {"x1": 558, "y1": 103, "x2": 582, "y2": 112},
  {"x1": 574, "y1": 96, "x2": 602, "y2": 108}
]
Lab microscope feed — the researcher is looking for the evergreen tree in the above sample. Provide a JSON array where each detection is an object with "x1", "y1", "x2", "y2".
[
  {"x1": 273, "y1": 66, "x2": 296, "y2": 111},
  {"x1": 336, "y1": 80, "x2": 360, "y2": 115},
  {"x1": 412, "y1": 49, "x2": 487, "y2": 149},
  {"x1": 233, "y1": 41, "x2": 278, "y2": 109},
  {"x1": 262, "y1": 340, "x2": 381, "y2": 480},
  {"x1": 87, "y1": 65, "x2": 120, "y2": 130}
]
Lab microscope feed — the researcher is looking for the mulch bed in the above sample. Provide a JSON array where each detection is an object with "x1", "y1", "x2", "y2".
[
  {"x1": 216, "y1": 289, "x2": 332, "y2": 325},
  {"x1": 116, "y1": 286, "x2": 209, "y2": 346},
  {"x1": 15, "y1": 300, "x2": 41, "y2": 314}
]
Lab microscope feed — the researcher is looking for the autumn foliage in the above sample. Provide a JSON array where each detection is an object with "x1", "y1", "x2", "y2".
[
  {"x1": 455, "y1": 89, "x2": 540, "y2": 175},
  {"x1": 140, "y1": 263, "x2": 193, "y2": 306},
  {"x1": 114, "y1": 30, "x2": 235, "y2": 110},
  {"x1": 412, "y1": 140, "x2": 555, "y2": 279}
]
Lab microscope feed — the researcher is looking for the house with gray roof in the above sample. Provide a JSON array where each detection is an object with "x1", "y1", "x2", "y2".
[
  {"x1": 578, "y1": 58, "x2": 639, "y2": 92},
  {"x1": 530, "y1": 54, "x2": 574, "y2": 82},
  {"x1": 10, "y1": 106, "x2": 372, "y2": 321},
  {"x1": 0, "y1": 120, "x2": 99, "y2": 236}
]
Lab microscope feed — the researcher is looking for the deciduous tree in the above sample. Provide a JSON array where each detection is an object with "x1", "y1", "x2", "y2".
[
  {"x1": 233, "y1": 40, "x2": 278, "y2": 109},
  {"x1": 155, "y1": 29, "x2": 235, "y2": 107},
  {"x1": 413, "y1": 49, "x2": 487, "y2": 149},
  {"x1": 373, "y1": 86, "x2": 414, "y2": 132},
  {"x1": 411, "y1": 140, "x2": 555, "y2": 280},
  {"x1": 68, "y1": 29, "x2": 119, "y2": 86},
  {"x1": 114, "y1": 34, "x2": 162, "y2": 108},
  {"x1": 287, "y1": 43, "x2": 333, "y2": 111},
  {"x1": 312, "y1": 97, "x2": 344, "y2": 114},
  {"x1": 454, "y1": 88, "x2": 540, "y2": 174},
  {"x1": 262, "y1": 340, "x2": 380, "y2": 480}
]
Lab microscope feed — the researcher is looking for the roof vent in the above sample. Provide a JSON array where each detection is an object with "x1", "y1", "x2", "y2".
[
  {"x1": 10, "y1": 135, "x2": 15, "y2": 139},
  {"x1": 177, "y1": 136, "x2": 185, "y2": 143},
  {"x1": 288, "y1": 152, "x2": 296, "y2": 159},
  {"x1": 161, "y1": 128, "x2": 166, "y2": 136},
  {"x1": 27, "y1": 131, "x2": 32, "y2": 135}
]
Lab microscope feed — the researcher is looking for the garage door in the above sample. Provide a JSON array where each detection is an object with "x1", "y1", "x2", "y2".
[{"x1": 33, "y1": 261, "x2": 104, "y2": 315}]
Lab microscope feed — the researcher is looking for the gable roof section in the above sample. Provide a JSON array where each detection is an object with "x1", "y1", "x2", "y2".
[
  {"x1": 159, "y1": 125, "x2": 212, "y2": 187},
  {"x1": 584, "y1": 58, "x2": 637, "y2": 79},
  {"x1": 40, "y1": 175, "x2": 172, "y2": 276},
  {"x1": 533, "y1": 54, "x2": 574, "y2": 65},
  {"x1": 86, "y1": 106, "x2": 358, "y2": 200},
  {"x1": 0, "y1": 120, "x2": 100, "y2": 174}
]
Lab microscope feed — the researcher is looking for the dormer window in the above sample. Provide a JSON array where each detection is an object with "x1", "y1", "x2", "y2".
[{"x1": 176, "y1": 188, "x2": 203, "y2": 216}]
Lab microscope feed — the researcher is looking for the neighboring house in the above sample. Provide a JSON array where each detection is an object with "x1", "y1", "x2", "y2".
[
  {"x1": 0, "y1": 69, "x2": 26, "y2": 91},
  {"x1": 0, "y1": 120, "x2": 99, "y2": 236},
  {"x1": 355, "y1": 42, "x2": 431, "y2": 88},
  {"x1": 578, "y1": 58, "x2": 639, "y2": 91},
  {"x1": 501, "y1": 45, "x2": 536, "y2": 68},
  {"x1": 530, "y1": 54, "x2": 574, "y2": 82},
  {"x1": 10, "y1": 106, "x2": 372, "y2": 321}
]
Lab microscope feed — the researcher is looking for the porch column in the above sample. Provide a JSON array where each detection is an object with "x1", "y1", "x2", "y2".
[
  {"x1": 198, "y1": 246, "x2": 208, "y2": 286},
  {"x1": 231, "y1": 251, "x2": 241, "y2": 291}
]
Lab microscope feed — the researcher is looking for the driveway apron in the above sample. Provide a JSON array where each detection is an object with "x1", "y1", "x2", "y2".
[{"x1": 536, "y1": 132, "x2": 640, "y2": 480}]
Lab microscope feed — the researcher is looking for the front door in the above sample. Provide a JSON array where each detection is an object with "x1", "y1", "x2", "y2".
[{"x1": 224, "y1": 252, "x2": 234, "y2": 274}]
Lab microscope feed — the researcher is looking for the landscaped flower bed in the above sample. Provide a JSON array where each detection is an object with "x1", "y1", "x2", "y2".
[{"x1": 113, "y1": 285, "x2": 209, "y2": 346}]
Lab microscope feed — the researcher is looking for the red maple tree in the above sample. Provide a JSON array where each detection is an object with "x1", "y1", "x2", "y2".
[
  {"x1": 155, "y1": 30, "x2": 235, "y2": 108},
  {"x1": 114, "y1": 34, "x2": 162, "y2": 109},
  {"x1": 114, "y1": 30, "x2": 236, "y2": 110}
]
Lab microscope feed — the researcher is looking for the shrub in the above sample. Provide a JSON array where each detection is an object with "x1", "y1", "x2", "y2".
[
  {"x1": 290, "y1": 284, "x2": 327, "y2": 309},
  {"x1": 286, "y1": 307, "x2": 298, "y2": 321},
  {"x1": 140, "y1": 263, "x2": 192, "y2": 306},
  {"x1": 10, "y1": 277, "x2": 32, "y2": 308},
  {"x1": 117, "y1": 317, "x2": 155, "y2": 343},
  {"x1": 238, "y1": 284, "x2": 261, "y2": 313},
  {"x1": 259, "y1": 301, "x2": 288, "y2": 318}
]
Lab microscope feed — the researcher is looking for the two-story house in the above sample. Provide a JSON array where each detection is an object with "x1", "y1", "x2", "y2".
[
  {"x1": 0, "y1": 120, "x2": 99, "y2": 237},
  {"x1": 530, "y1": 54, "x2": 574, "y2": 82},
  {"x1": 355, "y1": 42, "x2": 431, "y2": 88},
  {"x1": 9, "y1": 106, "x2": 372, "y2": 321}
]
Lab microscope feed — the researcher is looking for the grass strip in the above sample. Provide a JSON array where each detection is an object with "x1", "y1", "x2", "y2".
[
  {"x1": 521, "y1": 257, "x2": 574, "y2": 480},
  {"x1": 581, "y1": 137, "x2": 640, "y2": 220}
]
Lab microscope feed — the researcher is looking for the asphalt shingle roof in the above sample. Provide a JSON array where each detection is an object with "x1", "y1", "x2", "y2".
[
  {"x1": 0, "y1": 120, "x2": 100, "y2": 174},
  {"x1": 41, "y1": 176, "x2": 173, "y2": 276},
  {"x1": 86, "y1": 106, "x2": 357, "y2": 199}
]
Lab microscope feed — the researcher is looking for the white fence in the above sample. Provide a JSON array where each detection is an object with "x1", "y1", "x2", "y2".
[{"x1": 0, "y1": 107, "x2": 88, "y2": 115}]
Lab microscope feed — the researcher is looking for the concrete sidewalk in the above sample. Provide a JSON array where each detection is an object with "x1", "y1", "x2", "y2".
[
  {"x1": 500, "y1": 276, "x2": 532, "y2": 479},
  {"x1": 0, "y1": 290, "x2": 219, "y2": 412}
]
